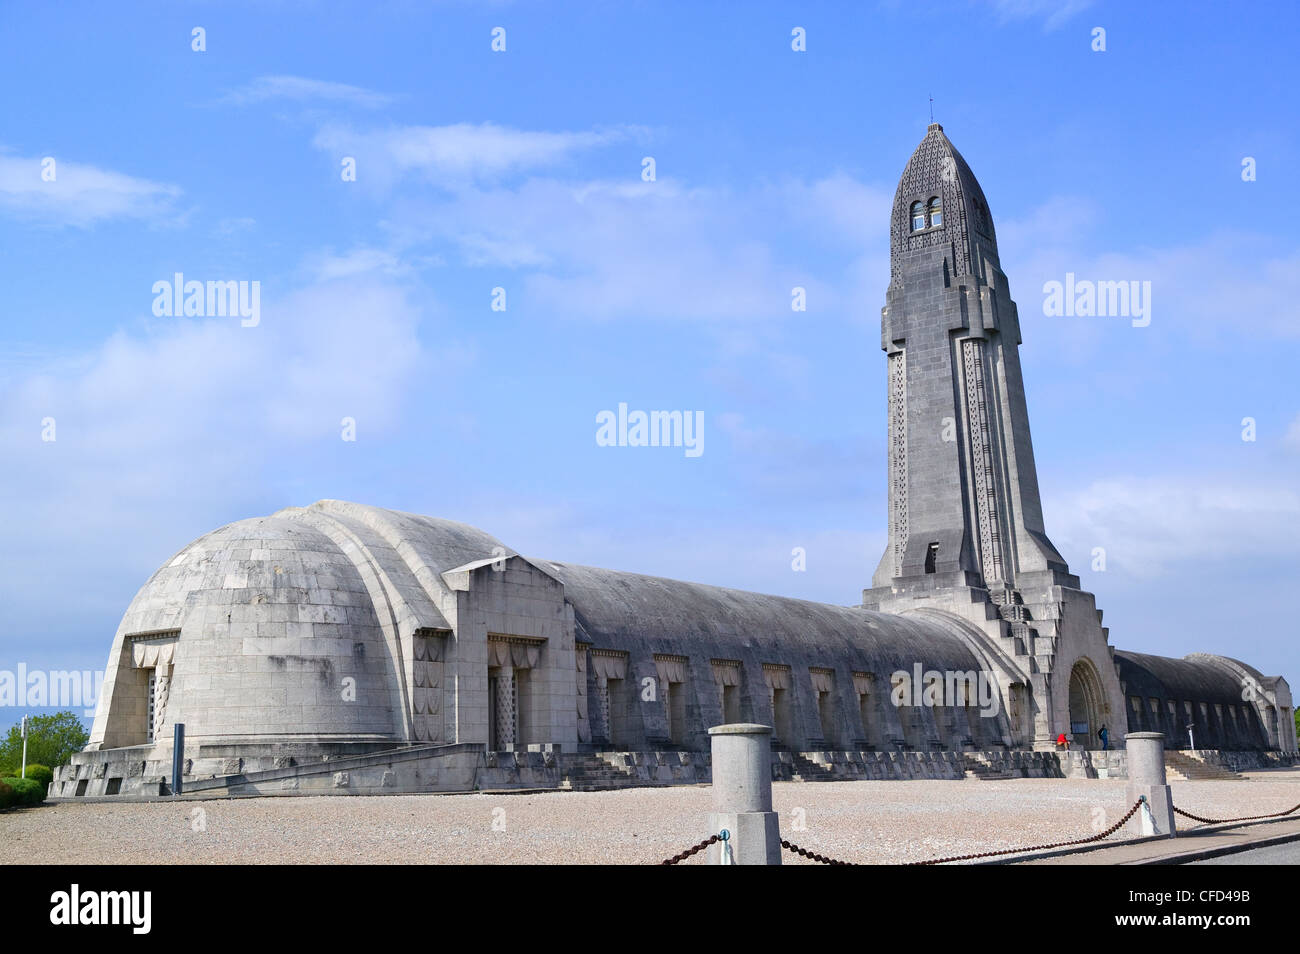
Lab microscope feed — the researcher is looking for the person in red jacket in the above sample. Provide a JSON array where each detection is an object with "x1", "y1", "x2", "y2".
[{"x1": 1056, "y1": 732, "x2": 1070, "y2": 751}]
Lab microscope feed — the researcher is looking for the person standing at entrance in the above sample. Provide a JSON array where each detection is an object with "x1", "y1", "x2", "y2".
[{"x1": 1099, "y1": 724, "x2": 1109, "y2": 751}]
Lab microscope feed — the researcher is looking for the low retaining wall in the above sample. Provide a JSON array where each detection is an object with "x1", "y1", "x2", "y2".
[
  {"x1": 1195, "y1": 749, "x2": 1297, "y2": 772},
  {"x1": 50, "y1": 744, "x2": 1298, "y2": 799},
  {"x1": 50, "y1": 741, "x2": 482, "y2": 797},
  {"x1": 789, "y1": 749, "x2": 1064, "y2": 780},
  {"x1": 1052, "y1": 748, "x2": 1297, "y2": 780},
  {"x1": 1056, "y1": 749, "x2": 1126, "y2": 779}
]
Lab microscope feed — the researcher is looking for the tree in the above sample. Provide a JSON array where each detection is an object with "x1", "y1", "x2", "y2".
[{"x1": 1, "y1": 712, "x2": 89, "y2": 771}]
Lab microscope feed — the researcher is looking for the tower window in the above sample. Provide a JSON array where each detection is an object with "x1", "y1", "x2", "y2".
[
  {"x1": 924, "y1": 542, "x2": 939, "y2": 574},
  {"x1": 927, "y1": 196, "x2": 942, "y2": 227},
  {"x1": 910, "y1": 201, "x2": 925, "y2": 231},
  {"x1": 146, "y1": 670, "x2": 156, "y2": 743}
]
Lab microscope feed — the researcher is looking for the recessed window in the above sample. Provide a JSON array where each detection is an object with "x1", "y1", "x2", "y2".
[
  {"x1": 927, "y1": 196, "x2": 942, "y2": 227},
  {"x1": 147, "y1": 670, "x2": 156, "y2": 743},
  {"x1": 910, "y1": 201, "x2": 925, "y2": 231},
  {"x1": 924, "y1": 542, "x2": 939, "y2": 574}
]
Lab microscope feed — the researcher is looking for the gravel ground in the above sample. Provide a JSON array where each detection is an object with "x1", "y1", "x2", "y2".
[{"x1": 5, "y1": 768, "x2": 1297, "y2": 865}]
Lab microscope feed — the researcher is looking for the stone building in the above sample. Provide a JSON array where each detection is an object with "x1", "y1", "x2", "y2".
[{"x1": 54, "y1": 126, "x2": 1295, "y2": 797}]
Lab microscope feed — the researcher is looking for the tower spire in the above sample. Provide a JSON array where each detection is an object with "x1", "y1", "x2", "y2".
[{"x1": 867, "y1": 125, "x2": 1073, "y2": 600}]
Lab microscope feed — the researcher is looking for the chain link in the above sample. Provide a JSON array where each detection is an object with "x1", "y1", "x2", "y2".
[
  {"x1": 664, "y1": 795, "x2": 1300, "y2": 866},
  {"x1": 904, "y1": 798, "x2": 1146, "y2": 865},
  {"x1": 780, "y1": 839, "x2": 853, "y2": 865},
  {"x1": 660, "y1": 833, "x2": 720, "y2": 865},
  {"x1": 1173, "y1": 800, "x2": 1300, "y2": 826}
]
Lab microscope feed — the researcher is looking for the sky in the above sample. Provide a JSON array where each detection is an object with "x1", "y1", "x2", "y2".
[{"x1": 1, "y1": 0, "x2": 1297, "y2": 732}]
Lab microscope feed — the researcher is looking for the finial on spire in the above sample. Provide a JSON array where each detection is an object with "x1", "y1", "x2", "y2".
[{"x1": 929, "y1": 94, "x2": 934, "y2": 124}]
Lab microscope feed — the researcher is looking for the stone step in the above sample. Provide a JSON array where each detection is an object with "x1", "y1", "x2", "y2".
[
  {"x1": 558, "y1": 752, "x2": 655, "y2": 790},
  {"x1": 1164, "y1": 752, "x2": 1244, "y2": 781},
  {"x1": 789, "y1": 754, "x2": 840, "y2": 782}
]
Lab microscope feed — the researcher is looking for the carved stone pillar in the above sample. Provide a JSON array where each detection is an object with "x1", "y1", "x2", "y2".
[
  {"x1": 153, "y1": 663, "x2": 171, "y2": 744},
  {"x1": 597, "y1": 677, "x2": 611, "y2": 742},
  {"x1": 495, "y1": 667, "x2": 516, "y2": 750}
]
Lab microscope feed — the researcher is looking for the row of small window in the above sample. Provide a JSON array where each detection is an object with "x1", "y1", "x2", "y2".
[
  {"x1": 910, "y1": 197, "x2": 942, "y2": 231},
  {"x1": 1130, "y1": 696, "x2": 1253, "y2": 727}
]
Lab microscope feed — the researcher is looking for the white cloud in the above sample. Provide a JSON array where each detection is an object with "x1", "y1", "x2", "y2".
[
  {"x1": 986, "y1": 0, "x2": 1094, "y2": 31},
  {"x1": 999, "y1": 198, "x2": 1300, "y2": 342},
  {"x1": 1284, "y1": 413, "x2": 1300, "y2": 451},
  {"x1": 472, "y1": 495, "x2": 879, "y2": 606},
  {"x1": 304, "y1": 246, "x2": 419, "y2": 281},
  {"x1": 312, "y1": 121, "x2": 637, "y2": 190},
  {"x1": 392, "y1": 173, "x2": 889, "y2": 323},
  {"x1": 1045, "y1": 475, "x2": 1300, "y2": 578},
  {"x1": 0, "y1": 275, "x2": 436, "y2": 605},
  {"x1": 0, "y1": 151, "x2": 180, "y2": 227},
  {"x1": 306, "y1": 120, "x2": 892, "y2": 324},
  {"x1": 215, "y1": 216, "x2": 256, "y2": 236},
  {"x1": 1092, "y1": 236, "x2": 1300, "y2": 340},
  {"x1": 997, "y1": 195, "x2": 1101, "y2": 254},
  {"x1": 222, "y1": 75, "x2": 395, "y2": 109},
  {"x1": 777, "y1": 173, "x2": 894, "y2": 243}
]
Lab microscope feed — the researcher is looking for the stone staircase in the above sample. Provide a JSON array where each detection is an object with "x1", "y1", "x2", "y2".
[
  {"x1": 1165, "y1": 750, "x2": 1244, "y2": 781},
  {"x1": 967, "y1": 768, "x2": 1017, "y2": 780},
  {"x1": 559, "y1": 753, "x2": 639, "y2": 791},
  {"x1": 789, "y1": 753, "x2": 839, "y2": 782},
  {"x1": 558, "y1": 751, "x2": 713, "y2": 790}
]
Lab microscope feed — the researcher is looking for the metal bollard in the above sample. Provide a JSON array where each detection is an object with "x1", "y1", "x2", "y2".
[
  {"x1": 1125, "y1": 731, "x2": 1175, "y2": 838},
  {"x1": 707, "y1": 724, "x2": 782, "y2": 864},
  {"x1": 172, "y1": 723, "x2": 185, "y2": 796}
]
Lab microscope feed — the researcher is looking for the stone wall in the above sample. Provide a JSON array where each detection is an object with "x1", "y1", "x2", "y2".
[
  {"x1": 1191, "y1": 749, "x2": 1298, "y2": 773},
  {"x1": 1051, "y1": 748, "x2": 1299, "y2": 780},
  {"x1": 49, "y1": 744, "x2": 1081, "y2": 798}
]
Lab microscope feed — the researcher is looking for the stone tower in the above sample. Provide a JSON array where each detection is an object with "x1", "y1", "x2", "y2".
[
  {"x1": 869, "y1": 122, "x2": 1070, "y2": 596},
  {"x1": 863, "y1": 124, "x2": 1128, "y2": 751}
]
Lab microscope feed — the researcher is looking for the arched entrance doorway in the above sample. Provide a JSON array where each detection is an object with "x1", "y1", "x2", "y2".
[{"x1": 1067, "y1": 660, "x2": 1106, "y2": 750}]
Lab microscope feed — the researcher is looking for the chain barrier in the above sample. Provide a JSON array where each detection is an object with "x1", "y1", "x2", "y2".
[
  {"x1": 780, "y1": 839, "x2": 853, "y2": 865},
  {"x1": 771, "y1": 800, "x2": 1144, "y2": 866},
  {"x1": 1172, "y1": 799, "x2": 1300, "y2": 826},
  {"x1": 664, "y1": 793, "x2": 1300, "y2": 865},
  {"x1": 660, "y1": 831, "x2": 724, "y2": 865},
  {"x1": 904, "y1": 797, "x2": 1146, "y2": 866},
  {"x1": 663, "y1": 801, "x2": 1144, "y2": 865}
]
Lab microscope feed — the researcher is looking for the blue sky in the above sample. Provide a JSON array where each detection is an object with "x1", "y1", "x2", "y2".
[{"x1": 1, "y1": 0, "x2": 1297, "y2": 730}]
